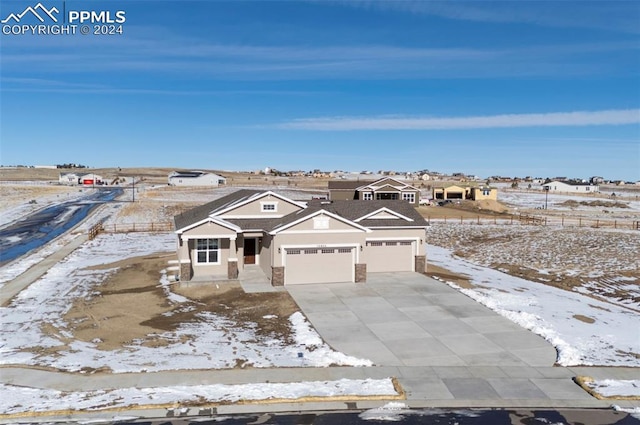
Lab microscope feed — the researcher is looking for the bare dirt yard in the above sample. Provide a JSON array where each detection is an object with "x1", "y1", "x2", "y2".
[{"x1": 62, "y1": 254, "x2": 298, "y2": 356}]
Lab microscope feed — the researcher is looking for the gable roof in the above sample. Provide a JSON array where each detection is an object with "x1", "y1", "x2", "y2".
[
  {"x1": 354, "y1": 207, "x2": 414, "y2": 222},
  {"x1": 270, "y1": 209, "x2": 372, "y2": 235},
  {"x1": 356, "y1": 177, "x2": 420, "y2": 192},
  {"x1": 213, "y1": 190, "x2": 307, "y2": 217},
  {"x1": 173, "y1": 189, "x2": 264, "y2": 231},
  {"x1": 297, "y1": 199, "x2": 427, "y2": 228}
]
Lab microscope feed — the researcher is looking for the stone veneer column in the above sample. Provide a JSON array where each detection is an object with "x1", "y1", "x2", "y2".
[
  {"x1": 180, "y1": 261, "x2": 192, "y2": 281},
  {"x1": 415, "y1": 255, "x2": 426, "y2": 273},
  {"x1": 228, "y1": 259, "x2": 238, "y2": 279},
  {"x1": 355, "y1": 263, "x2": 366, "y2": 283},
  {"x1": 271, "y1": 266, "x2": 285, "y2": 286}
]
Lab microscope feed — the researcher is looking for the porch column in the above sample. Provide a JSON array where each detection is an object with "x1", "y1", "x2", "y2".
[{"x1": 228, "y1": 236, "x2": 238, "y2": 279}]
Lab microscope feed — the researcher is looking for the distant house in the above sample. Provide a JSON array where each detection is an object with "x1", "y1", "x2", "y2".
[
  {"x1": 328, "y1": 177, "x2": 421, "y2": 206},
  {"x1": 59, "y1": 172, "x2": 81, "y2": 185},
  {"x1": 168, "y1": 170, "x2": 226, "y2": 187},
  {"x1": 542, "y1": 181, "x2": 599, "y2": 193},
  {"x1": 173, "y1": 190, "x2": 428, "y2": 285},
  {"x1": 433, "y1": 184, "x2": 497, "y2": 201}
]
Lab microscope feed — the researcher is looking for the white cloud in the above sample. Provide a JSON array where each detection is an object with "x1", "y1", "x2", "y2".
[{"x1": 277, "y1": 109, "x2": 640, "y2": 131}]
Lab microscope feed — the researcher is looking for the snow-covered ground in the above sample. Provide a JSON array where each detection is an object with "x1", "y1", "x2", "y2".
[
  {"x1": 428, "y1": 245, "x2": 639, "y2": 367},
  {"x1": 0, "y1": 378, "x2": 397, "y2": 415},
  {"x1": 499, "y1": 189, "x2": 640, "y2": 218},
  {"x1": 0, "y1": 233, "x2": 371, "y2": 372},
  {"x1": 427, "y1": 224, "x2": 640, "y2": 310},
  {"x1": 586, "y1": 379, "x2": 640, "y2": 398}
]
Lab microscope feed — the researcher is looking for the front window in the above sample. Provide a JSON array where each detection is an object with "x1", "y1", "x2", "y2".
[
  {"x1": 402, "y1": 192, "x2": 415, "y2": 203},
  {"x1": 362, "y1": 192, "x2": 373, "y2": 201},
  {"x1": 196, "y1": 238, "x2": 219, "y2": 264},
  {"x1": 376, "y1": 193, "x2": 399, "y2": 200}
]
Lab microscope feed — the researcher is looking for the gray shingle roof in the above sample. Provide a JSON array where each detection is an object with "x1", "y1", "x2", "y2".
[
  {"x1": 175, "y1": 190, "x2": 428, "y2": 233},
  {"x1": 272, "y1": 199, "x2": 427, "y2": 232},
  {"x1": 173, "y1": 189, "x2": 263, "y2": 231}
]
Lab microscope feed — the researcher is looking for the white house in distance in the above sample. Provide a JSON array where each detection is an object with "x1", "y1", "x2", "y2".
[
  {"x1": 58, "y1": 172, "x2": 104, "y2": 186},
  {"x1": 542, "y1": 181, "x2": 599, "y2": 193},
  {"x1": 59, "y1": 172, "x2": 81, "y2": 185},
  {"x1": 168, "y1": 170, "x2": 226, "y2": 187}
]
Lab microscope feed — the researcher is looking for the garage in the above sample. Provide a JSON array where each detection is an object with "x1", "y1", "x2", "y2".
[
  {"x1": 284, "y1": 246, "x2": 355, "y2": 285},
  {"x1": 365, "y1": 240, "x2": 414, "y2": 272}
]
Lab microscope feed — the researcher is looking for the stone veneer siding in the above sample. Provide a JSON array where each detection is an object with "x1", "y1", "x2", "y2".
[
  {"x1": 355, "y1": 263, "x2": 366, "y2": 283},
  {"x1": 180, "y1": 261, "x2": 192, "y2": 281},
  {"x1": 415, "y1": 255, "x2": 426, "y2": 274},
  {"x1": 228, "y1": 260, "x2": 238, "y2": 279},
  {"x1": 272, "y1": 266, "x2": 284, "y2": 286}
]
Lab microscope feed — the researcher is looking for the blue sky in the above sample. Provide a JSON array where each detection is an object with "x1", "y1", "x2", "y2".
[{"x1": 1, "y1": 0, "x2": 639, "y2": 180}]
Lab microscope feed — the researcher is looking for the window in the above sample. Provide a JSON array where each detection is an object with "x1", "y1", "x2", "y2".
[
  {"x1": 482, "y1": 189, "x2": 491, "y2": 196},
  {"x1": 261, "y1": 202, "x2": 277, "y2": 212},
  {"x1": 402, "y1": 192, "x2": 415, "y2": 203},
  {"x1": 195, "y1": 238, "x2": 219, "y2": 264},
  {"x1": 376, "y1": 193, "x2": 399, "y2": 200},
  {"x1": 586, "y1": 187, "x2": 590, "y2": 191},
  {"x1": 362, "y1": 192, "x2": 373, "y2": 200}
]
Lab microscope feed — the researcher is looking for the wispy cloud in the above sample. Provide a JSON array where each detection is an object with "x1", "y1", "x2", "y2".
[
  {"x1": 330, "y1": 1, "x2": 640, "y2": 34},
  {"x1": 276, "y1": 109, "x2": 640, "y2": 131}
]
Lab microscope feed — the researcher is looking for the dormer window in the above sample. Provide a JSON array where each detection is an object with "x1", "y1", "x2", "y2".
[{"x1": 261, "y1": 202, "x2": 277, "y2": 212}]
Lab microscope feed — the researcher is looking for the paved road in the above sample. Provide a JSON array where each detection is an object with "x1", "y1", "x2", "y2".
[{"x1": 0, "y1": 188, "x2": 121, "y2": 266}]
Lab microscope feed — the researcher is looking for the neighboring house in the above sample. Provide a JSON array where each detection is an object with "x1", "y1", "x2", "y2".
[
  {"x1": 433, "y1": 184, "x2": 466, "y2": 200},
  {"x1": 542, "y1": 181, "x2": 599, "y2": 193},
  {"x1": 328, "y1": 177, "x2": 421, "y2": 206},
  {"x1": 433, "y1": 184, "x2": 497, "y2": 201},
  {"x1": 168, "y1": 170, "x2": 226, "y2": 186},
  {"x1": 173, "y1": 190, "x2": 429, "y2": 286},
  {"x1": 59, "y1": 172, "x2": 81, "y2": 185}
]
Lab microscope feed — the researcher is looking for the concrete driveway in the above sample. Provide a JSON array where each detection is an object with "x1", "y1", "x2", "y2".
[{"x1": 287, "y1": 272, "x2": 557, "y2": 368}]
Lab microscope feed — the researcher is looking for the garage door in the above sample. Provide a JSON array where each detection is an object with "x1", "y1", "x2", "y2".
[
  {"x1": 284, "y1": 247, "x2": 354, "y2": 285},
  {"x1": 365, "y1": 240, "x2": 414, "y2": 272}
]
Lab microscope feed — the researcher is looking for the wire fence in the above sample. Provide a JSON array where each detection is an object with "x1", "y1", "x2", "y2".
[{"x1": 425, "y1": 214, "x2": 639, "y2": 230}]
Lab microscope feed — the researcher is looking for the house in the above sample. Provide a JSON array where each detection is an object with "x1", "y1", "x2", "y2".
[
  {"x1": 432, "y1": 184, "x2": 466, "y2": 200},
  {"x1": 59, "y1": 172, "x2": 81, "y2": 185},
  {"x1": 542, "y1": 181, "x2": 599, "y2": 193},
  {"x1": 173, "y1": 190, "x2": 429, "y2": 285},
  {"x1": 433, "y1": 184, "x2": 498, "y2": 201},
  {"x1": 168, "y1": 170, "x2": 226, "y2": 187},
  {"x1": 328, "y1": 177, "x2": 421, "y2": 206}
]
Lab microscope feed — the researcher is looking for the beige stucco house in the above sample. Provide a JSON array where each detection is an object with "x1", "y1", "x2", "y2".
[
  {"x1": 174, "y1": 189, "x2": 429, "y2": 285},
  {"x1": 433, "y1": 184, "x2": 497, "y2": 201}
]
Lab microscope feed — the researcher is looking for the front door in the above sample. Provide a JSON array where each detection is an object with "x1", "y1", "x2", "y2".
[{"x1": 244, "y1": 238, "x2": 256, "y2": 265}]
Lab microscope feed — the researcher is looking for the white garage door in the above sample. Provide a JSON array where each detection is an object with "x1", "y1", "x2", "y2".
[
  {"x1": 365, "y1": 240, "x2": 414, "y2": 272},
  {"x1": 284, "y1": 247, "x2": 354, "y2": 285}
]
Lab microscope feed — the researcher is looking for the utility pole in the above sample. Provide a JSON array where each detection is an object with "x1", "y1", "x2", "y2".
[
  {"x1": 132, "y1": 177, "x2": 135, "y2": 202},
  {"x1": 544, "y1": 186, "x2": 549, "y2": 209}
]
